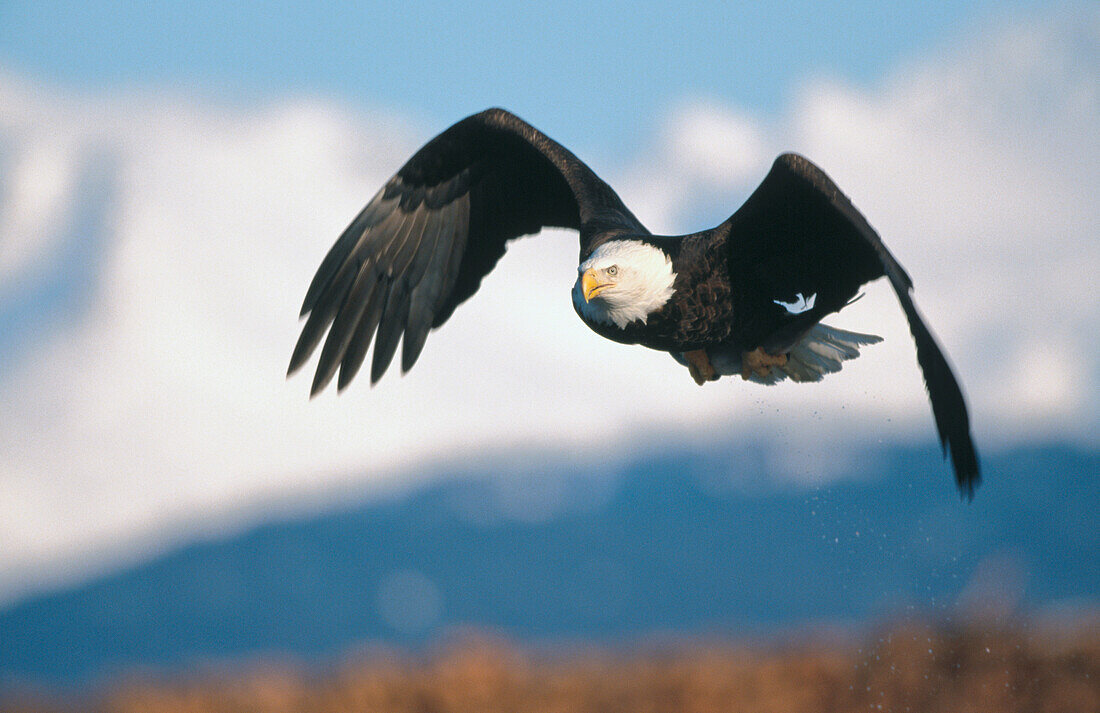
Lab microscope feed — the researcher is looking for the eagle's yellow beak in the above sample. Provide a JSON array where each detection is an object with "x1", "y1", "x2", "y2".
[{"x1": 581, "y1": 268, "x2": 610, "y2": 302}]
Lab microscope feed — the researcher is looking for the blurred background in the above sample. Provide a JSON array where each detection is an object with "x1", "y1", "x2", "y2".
[{"x1": 1, "y1": 1, "x2": 1097, "y2": 710}]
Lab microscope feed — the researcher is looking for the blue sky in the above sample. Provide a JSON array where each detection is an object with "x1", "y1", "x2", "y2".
[
  {"x1": 0, "y1": 2, "x2": 1096, "y2": 605},
  {"x1": 0, "y1": 1, "x2": 1048, "y2": 155}
]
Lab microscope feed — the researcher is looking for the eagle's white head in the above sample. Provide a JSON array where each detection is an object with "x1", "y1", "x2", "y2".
[{"x1": 572, "y1": 240, "x2": 677, "y2": 329}]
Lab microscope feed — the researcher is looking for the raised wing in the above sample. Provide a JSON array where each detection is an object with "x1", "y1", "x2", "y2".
[
  {"x1": 289, "y1": 108, "x2": 643, "y2": 394},
  {"x1": 725, "y1": 153, "x2": 980, "y2": 495}
]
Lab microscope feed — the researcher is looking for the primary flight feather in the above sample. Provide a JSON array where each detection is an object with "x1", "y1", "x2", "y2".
[{"x1": 289, "y1": 108, "x2": 980, "y2": 495}]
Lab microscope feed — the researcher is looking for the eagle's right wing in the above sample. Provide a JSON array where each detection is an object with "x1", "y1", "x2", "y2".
[{"x1": 289, "y1": 109, "x2": 644, "y2": 394}]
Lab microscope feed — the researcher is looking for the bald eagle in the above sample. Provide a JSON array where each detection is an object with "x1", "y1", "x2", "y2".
[{"x1": 289, "y1": 108, "x2": 979, "y2": 494}]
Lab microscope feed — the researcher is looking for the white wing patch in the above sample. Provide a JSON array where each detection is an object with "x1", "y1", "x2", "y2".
[{"x1": 774, "y1": 292, "x2": 817, "y2": 315}]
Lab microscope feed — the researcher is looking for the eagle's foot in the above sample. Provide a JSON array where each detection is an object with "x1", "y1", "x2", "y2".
[
  {"x1": 684, "y1": 349, "x2": 717, "y2": 386},
  {"x1": 741, "y1": 347, "x2": 788, "y2": 380}
]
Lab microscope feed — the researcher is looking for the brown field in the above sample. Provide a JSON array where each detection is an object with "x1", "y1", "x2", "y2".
[{"x1": 4, "y1": 621, "x2": 1098, "y2": 713}]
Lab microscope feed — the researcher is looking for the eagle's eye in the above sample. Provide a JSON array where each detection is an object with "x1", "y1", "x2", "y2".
[{"x1": 606, "y1": 265, "x2": 618, "y2": 276}]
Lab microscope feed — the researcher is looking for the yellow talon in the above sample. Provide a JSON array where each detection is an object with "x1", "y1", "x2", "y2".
[
  {"x1": 684, "y1": 349, "x2": 716, "y2": 385},
  {"x1": 741, "y1": 347, "x2": 788, "y2": 380}
]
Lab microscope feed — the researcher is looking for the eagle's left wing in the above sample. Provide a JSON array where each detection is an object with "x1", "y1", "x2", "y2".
[{"x1": 723, "y1": 153, "x2": 980, "y2": 495}]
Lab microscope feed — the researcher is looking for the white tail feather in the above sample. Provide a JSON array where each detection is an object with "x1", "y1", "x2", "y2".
[{"x1": 778, "y1": 324, "x2": 882, "y2": 383}]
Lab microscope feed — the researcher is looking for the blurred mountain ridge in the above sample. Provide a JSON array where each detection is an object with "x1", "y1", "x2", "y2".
[{"x1": 1, "y1": 441, "x2": 1096, "y2": 687}]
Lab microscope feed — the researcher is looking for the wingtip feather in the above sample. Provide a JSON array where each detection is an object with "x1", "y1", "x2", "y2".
[
  {"x1": 893, "y1": 285, "x2": 981, "y2": 497},
  {"x1": 310, "y1": 364, "x2": 336, "y2": 398},
  {"x1": 287, "y1": 327, "x2": 318, "y2": 378}
]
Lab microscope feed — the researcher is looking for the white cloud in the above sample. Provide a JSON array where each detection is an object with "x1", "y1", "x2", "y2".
[
  {"x1": 0, "y1": 134, "x2": 82, "y2": 283},
  {"x1": 663, "y1": 100, "x2": 770, "y2": 189},
  {"x1": 1, "y1": 7, "x2": 1097, "y2": 605}
]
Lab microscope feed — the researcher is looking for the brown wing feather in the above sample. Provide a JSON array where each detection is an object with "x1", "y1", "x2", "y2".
[
  {"x1": 289, "y1": 108, "x2": 644, "y2": 393},
  {"x1": 725, "y1": 154, "x2": 979, "y2": 494}
]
